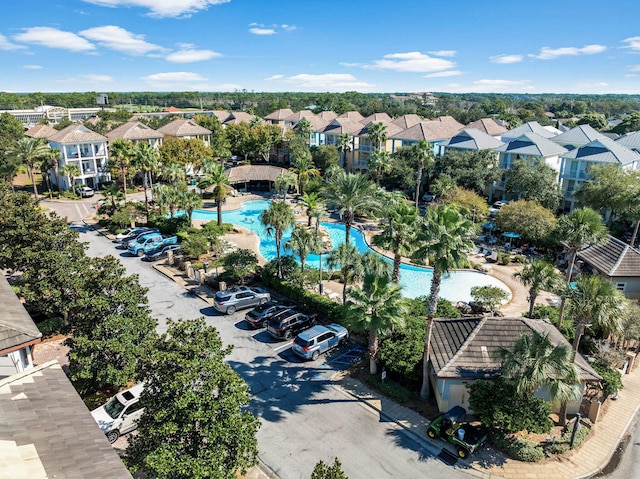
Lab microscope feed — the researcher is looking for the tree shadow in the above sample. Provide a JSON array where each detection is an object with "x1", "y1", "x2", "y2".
[{"x1": 228, "y1": 357, "x2": 357, "y2": 423}]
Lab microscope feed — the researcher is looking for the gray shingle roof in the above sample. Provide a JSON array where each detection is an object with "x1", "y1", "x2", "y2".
[
  {"x1": 553, "y1": 124, "x2": 606, "y2": 146},
  {"x1": 560, "y1": 137, "x2": 640, "y2": 165},
  {"x1": 156, "y1": 118, "x2": 211, "y2": 137},
  {"x1": 359, "y1": 120, "x2": 404, "y2": 138},
  {"x1": 0, "y1": 275, "x2": 41, "y2": 355},
  {"x1": 466, "y1": 118, "x2": 508, "y2": 137},
  {"x1": 502, "y1": 121, "x2": 558, "y2": 142},
  {"x1": 431, "y1": 317, "x2": 601, "y2": 382},
  {"x1": 224, "y1": 112, "x2": 256, "y2": 125},
  {"x1": 48, "y1": 124, "x2": 107, "y2": 144},
  {"x1": 283, "y1": 110, "x2": 317, "y2": 123},
  {"x1": 362, "y1": 113, "x2": 392, "y2": 124},
  {"x1": 495, "y1": 132, "x2": 567, "y2": 157},
  {"x1": 25, "y1": 124, "x2": 58, "y2": 139},
  {"x1": 577, "y1": 235, "x2": 640, "y2": 277},
  {"x1": 440, "y1": 128, "x2": 505, "y2": 151},
  {"x1": 323, "y1": 118, "x2": 365, "y2": 135},
  {"x1": 106, "y1": 121, "x2": 164, "y2": 141},
  {"x1": 264, "y1": 109, "x2": 294, "y2": 121},
  {"x1": 336, "y1": 111, "x2": 364, "y2": 122},
  {"x1": 392, "y1": 114, "x2": 423, "y2": 129},
  {"x1": 394, "y1": 117, "x2": 464, "y2": 142},
  {"x1": 0, "y1": 361, "x2": 132, "y2": 478}
]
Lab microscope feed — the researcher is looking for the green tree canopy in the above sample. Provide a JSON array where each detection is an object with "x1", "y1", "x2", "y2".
[
  {"x1": 505, "y1": 160, "x2": 563, "y2": 211},
  {"x1": 124, "y1": 318, "x2": 260, "y2": 479},
  {"x1": 495, "y1": 200, "x2": 557, "y2": 244},
  {"x1": 435, "y1": 149, "x2": 501, "y2": 193}
]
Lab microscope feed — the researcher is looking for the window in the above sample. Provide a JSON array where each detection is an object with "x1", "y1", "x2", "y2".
[{"x1": 615, "y1": 283, "x2": 626, "y2": 292}]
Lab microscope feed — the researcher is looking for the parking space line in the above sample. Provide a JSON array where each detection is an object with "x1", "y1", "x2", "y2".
[{"x1": 273, "y1": 341, "x2": 293, "y2": 353}]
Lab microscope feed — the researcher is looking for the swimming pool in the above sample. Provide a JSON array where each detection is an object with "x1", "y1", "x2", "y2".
[{"x1": 191, "y1": 200, "x2": 510, "y2": 303}]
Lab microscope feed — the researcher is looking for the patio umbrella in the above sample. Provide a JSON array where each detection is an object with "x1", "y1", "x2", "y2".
[{"x1": 502, "y1": 231, "x2": 520, "y2": 246}]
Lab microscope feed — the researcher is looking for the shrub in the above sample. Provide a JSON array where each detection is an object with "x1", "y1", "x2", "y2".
[
  {"x1": 148, "y1": 213, "x2": 190, "y2": 235},
  {"x1": 36, "y1": 316, "x2": 64, "y2": 337},
  {"x1": 220, "y1": 249, "x2": 259, "y2": 284},
  {"x1": 365, "y1": 374, "x2": 413, "y2": 404},
  {"x1": 546, "y1": 419, "x2": 592, "y2": 455},
  {"x1": 468, "y1": 378, "x2": 553, "y2": 434},
  {"x1": 591, "y1": 359, "x2": 623, "y2": 397},
  {"x1": 514, "y1": 255, "x2": 527, "y2": 264},
  {"x1": 489, "y1": 430, "x2": 544, "y2": 462},
  {"x1": 181, "y1": 235, "x2": 210, "y2": 259},
  {"x1": 260, "y1": 274, "x2": 344, "y2": 322},
  {"x1": 497, "y1": 252, "x2": 511, "y2": 265},
  {"x1": 528, "y1": 305, "x2": 559, "y2": 323}
]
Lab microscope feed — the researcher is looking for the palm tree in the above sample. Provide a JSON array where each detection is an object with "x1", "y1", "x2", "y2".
[
  {"x1": 9, "y1": 137, "x2": 50, "y2": 198},
  {"x1": 368, "y1": 150, "x2": 391, "y2": 185},
  {"x1": 289, "y1": 156, "x2": 320, "y2": 195},
  {"x1": 296, "y1": 118, "x2": 313, "y2": 145},
  {"x1": 153, "y1": 184, "x2": 182, "y2": 218},
  {"x1": 372, "y1": 197, "x2": 419, "y2": 284},
  {"x1": 285, "y1": 225, "x2": 321, "y2": 272},
  {"x1": 179, "y1": 190, "x2": 203, "y2": 227},
  {"x1": 59, "y1": 163, "x2": 81, "y2": 194},
  {"x1": 431, "y1": 175, "x2": 457, "y2": 203},
  {"x1": 513, "y1": 260, "x2": 559, "y2": 318},
  {"x1": 327, "y1": 243, "x2": 362, "y2": 304},
  {"x1": 160, "y1": 162, "x2": 187, "y2": 187},
  {"x1": 346, "y1": 272, "x2": 406, "y2": 374},
  {"x1": 413, "y1": 204, "x2": 476, "y2": 399},
  {"x1": 261, "y1": 201, "x2": 296, "y2": 278},
  {"x1": 410, "y1": 140, "x2": 434, "y2": 208},
  {"x1": 323, "y1": 170, "x2": 380, "y2": 244},
  {"x1": 498, "y1": 330, "x2": 582, "y2": 425},
  {"x1": 337, "y1": 133, "x2": 352, "y2": 169},
  {"x1": 367, "y1": 122, "x2": 387, "y2": 153},
  {"x1": 300, "y1": 191, "x2": 324, "y2": 228},
  {"x1": 44, "y1": 147, "x2": 62, "y2": 192},
  {"x1": 555, "y1": 208, "x2": 608, "y2": 329},
  {"x1": 109, "y1": 139, "x2": 135, "y2": 202},
  {"x1": 134, "y1": 142, "x2": 160, "y2": 212},
  {"x1": 197, "y1": 163, "x2": 231, "y2": 226},
  {"x1": 274, "y1": 172, "x2": 297, "y2": 201},
  {"x1": 565, "y1": 274, "x2": 625, "y2": 355}
]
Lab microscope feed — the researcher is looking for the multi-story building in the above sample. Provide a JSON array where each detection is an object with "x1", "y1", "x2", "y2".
[
  {"x1": 106, "y1": 121, "x2": 164, "y2": 147},
  {"x1": 48, "y1": 123, "x2": 110, "y2": 190},
  {"x1": 1, "y1": 105, "x2": 108, "y2": 128}
]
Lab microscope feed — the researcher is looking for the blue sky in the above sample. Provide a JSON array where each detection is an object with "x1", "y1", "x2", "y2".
[{"x1": 1, "y1": 0, "x2": 640, "y2": 94}]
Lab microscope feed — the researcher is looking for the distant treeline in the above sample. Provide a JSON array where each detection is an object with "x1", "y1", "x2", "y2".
[{"x1": 1, "y1": 90, "x2": 639, "y2": 125}]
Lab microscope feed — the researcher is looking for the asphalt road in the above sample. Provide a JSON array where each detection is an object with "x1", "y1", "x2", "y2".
[
  {"x1": 56, "y1": 204, "x2": 477, "y2": 479},
  {"x1": 601, "y1": 412, "x2": 640, "y2": 478}
]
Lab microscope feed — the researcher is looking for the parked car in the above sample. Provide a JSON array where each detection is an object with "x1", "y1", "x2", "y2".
[
  {"x1": 143, "y1": 244, "x2": 181, "y2": 262},
  {"x1": 422, "y1": 192, "x2": 437, "y2": 202},
  {"x1": 292, "y1": 323, "x2": 348, "y2": 360},
  {"x1": 213, "y1": 286, "x2": 271, "y2": 315},
  {"x1": 119, "y1": 228, "x2": 159, "y2": 247},
  {"x1": 79, "y1": 186, "x2": 95, "y2": 197},
  {"x1": 489, "y1": 200, "x2": 508, "y2": 216},
  {"x1": 115, "y1": 227, "x2": 152, "y2": 243},
  {"x1": 245, "y1": 301, "x2": 293, "y2": 329},
  {"x1": 91, "y1": 383, "x2": 145, "y2": 444},
  {"x1": 266, "y1": 309, "x2": 317, "y2": 341},
  {"x1": 427, "y1": 406, "x2": 488, "y2": 459},
  {"x1": 128, "y1": 232, "x2": 178, "y2": 257}
]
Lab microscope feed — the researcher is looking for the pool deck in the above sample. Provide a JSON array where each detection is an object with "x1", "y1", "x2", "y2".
[{"x1": 193, "y1": 192, "x2": 557, "y2": 316}]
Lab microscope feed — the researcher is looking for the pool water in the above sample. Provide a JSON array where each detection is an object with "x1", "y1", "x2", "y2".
[{"x1": 191, "y1": 200, "x2": 510, "y2": 303}]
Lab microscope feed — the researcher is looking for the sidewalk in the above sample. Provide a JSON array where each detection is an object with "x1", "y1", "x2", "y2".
[{"x1": 334, "y1": 365, "x2": 640, "y2": 479}]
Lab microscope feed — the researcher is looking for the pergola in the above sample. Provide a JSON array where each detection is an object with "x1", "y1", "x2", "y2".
[{"x1": 223, "y1": 164, "x2": 295, "y2": 190}]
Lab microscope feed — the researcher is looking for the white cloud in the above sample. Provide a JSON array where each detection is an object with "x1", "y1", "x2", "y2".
[
  {"x1": 628, "y1": 65, "x2": 640, "y2": 72},
  {"x1": 23, "y1": 65, "x2": 42, "y2": 70},
  {"x1": 365, "y1": 52, "x2": 456, "y2": 73},
  {"x1": 215, "y1": 83, "x2": 243, "y2": 90},
  {"x1": 82, "y1": 0, "x2": 230, "y2": 18},
  {"x1": 445, "y1": 79, "x2": 534, "y2": 93},
  {"x1": 424, "y1": 70, "x2": 462, "y2": 78},
  {"x1": 529, "y1": 44, "x2": 606, "y2": 60},
  {"x1": 248, "y1": 23, "x2": 296, "y2": 35},
  {"x1": 166, "y1": 44, "x2": 221, "y2": 63},
  {"x1": 428, "y1": 50, "x2": 456, "y2": 57},
  {"x1": 490, "y1": 54, "x2": 523, "y2": 64},
  {"x1": 142, "y1": 71, "x2": 209, "y2": 89},
  {"x1": 80, "y1": 74, "x2": 114, "y2": 82},
  {"x1": 249, "y1": 28, "x2": 276, "y2": 36},
  {"x1": 265, "y1": 73, "x2": 374, "y2": 92},
  {"x1": 79, "y1": 26, "x2": 164, "y2": 55},
  {"x1": 0, "y1": 33, "x2": 26, "y2": 50},
  {"x1": 622, "y1": 37, "x2": 640, "y2": 51},
  {"x1": 13, "y1": 27, "x2": 95, "y2": 52}
]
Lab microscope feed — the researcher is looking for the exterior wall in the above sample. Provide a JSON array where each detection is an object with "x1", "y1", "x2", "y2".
[
  {"x1": 50, "y1": 140, "x2": 110, "y2": 189},
  {"x1": 608, "y1": 276, "x2": 640, "y2": 300},
  {"x1": 5, "y1": 345, "x2": 35, "y2": 374}
]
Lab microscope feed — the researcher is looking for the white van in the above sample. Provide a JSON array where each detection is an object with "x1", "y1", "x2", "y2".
[{"x1": 91, "y1": 383, "x2": 144, "y2": 443}]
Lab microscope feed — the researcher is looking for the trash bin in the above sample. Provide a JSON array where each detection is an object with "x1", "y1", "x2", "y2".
[
  {"x1": 218, "y1": 281, "x2": 227, "y2": 291},
  {"x1": 203, "y1": 261, "x2": 209, "y2": 274},
  {"x1": 189, "y1": 178, "x2": 197, "y2": 186}
]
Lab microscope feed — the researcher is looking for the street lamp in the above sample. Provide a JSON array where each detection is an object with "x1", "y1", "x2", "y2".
[{"x1": 318, "y1": 251, "x2": 324, "y2": 295}]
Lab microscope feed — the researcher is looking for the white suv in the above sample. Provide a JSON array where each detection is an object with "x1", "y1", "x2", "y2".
[{"x1": 91, "y1": 383, "x2": 144, "y2": 443}]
